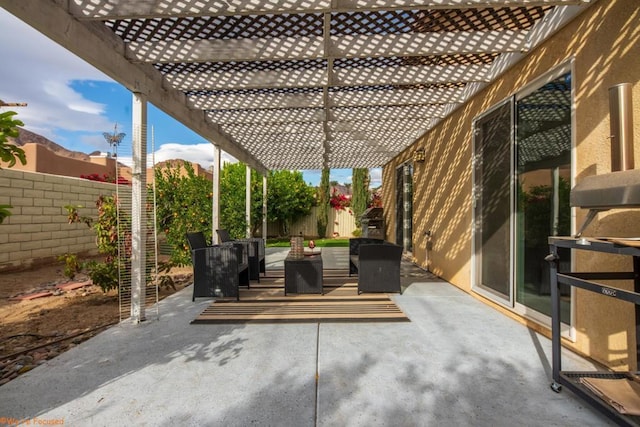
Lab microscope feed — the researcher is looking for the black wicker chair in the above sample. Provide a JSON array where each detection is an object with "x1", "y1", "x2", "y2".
[
  {"x1": 351, "y1": 241, "x2": 403, "y2": 294},
  {"x1": 349, "y1": 237, "x2": 385, "y2": 276},
  {"x1": 216, "y1": 229, "x2": 266, "y2": 281},
  {"x1": 186, "y1": 232, "x2": 249, "y2": 301},
  {"x1": 216, "y1": 229, "x2": 233, "y2": 243}
]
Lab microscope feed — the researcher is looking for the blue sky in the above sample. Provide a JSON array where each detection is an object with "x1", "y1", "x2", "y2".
[{"x1": 0, "y1": 8, "x2": 380, "y2": 187}]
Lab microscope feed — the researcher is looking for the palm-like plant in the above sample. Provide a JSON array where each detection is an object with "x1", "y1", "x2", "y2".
[{"x1": 0, "y1": 110, "x2": 26, "y2": 224}]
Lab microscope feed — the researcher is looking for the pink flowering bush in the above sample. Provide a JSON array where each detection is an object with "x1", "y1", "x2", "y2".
[
  {"x1": 81, "y1": 173, "x2": 113, "y2": 182},
  {"x1": 329, "y1": 188, "x2": 352, "y2": 213},
  {"x1": 369, "y1": 190, "x2": 382, "y2": 208},
  {"x1": 80, "y1": 173, "x2": 130, "y2": 185}
]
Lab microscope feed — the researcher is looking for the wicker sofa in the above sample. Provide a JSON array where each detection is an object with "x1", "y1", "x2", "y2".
[{"x1": 349, "y1": 237, "x2": 403, "y2": 294}]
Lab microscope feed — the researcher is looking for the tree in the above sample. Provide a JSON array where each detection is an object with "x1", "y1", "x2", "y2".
[
  {"x1": 154, "y1": 161, "x2": 213, "y2": 266},
  {"x1": 316, "y1": 168, "x2": 330, "y2": 238},
  {"x1": 267, "y1": 169, "x2": 315, "y2": 236},
  {"x1": 351, "y1": 168, "x2": 369, "y2": 227},
  {"x1": 0, "y1": 111, "x2": 26, "y2": 223},
  {"x1": 219, "y1": 162, "x2": 263, "y2": 239}
]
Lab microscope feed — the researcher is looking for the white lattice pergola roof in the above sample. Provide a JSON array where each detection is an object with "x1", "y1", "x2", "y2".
[{"x1": 1, "y1": 0, "x2": 592, "y2": 173}]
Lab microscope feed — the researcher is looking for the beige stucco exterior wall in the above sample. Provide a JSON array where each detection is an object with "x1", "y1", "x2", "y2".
[
  {"x1": 2, "y1": 143, "x2": 121, "y2": 179},
  {"x1": 3, "y1": 144, "x2": 215, "y2": 184},
  {"x1": 382, "y1": 0, "x2": 640, "y2": 369},
  {"x1": 0, "y1": 168, "x2": 123, "y2": 272}
]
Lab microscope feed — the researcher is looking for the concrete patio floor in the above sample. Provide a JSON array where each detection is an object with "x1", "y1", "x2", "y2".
[{"x1": 0, "y1": 248, "x2": 613, "y2": 426}]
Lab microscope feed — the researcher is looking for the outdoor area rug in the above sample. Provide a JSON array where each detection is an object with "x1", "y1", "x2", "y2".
[{"x1": 191, "y1": 279, "x2": 409, "y2": 324}]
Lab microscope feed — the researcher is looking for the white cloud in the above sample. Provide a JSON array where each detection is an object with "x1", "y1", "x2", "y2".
[
  {"x1": 153, "y1": 143, "x2": 237, "y2": 168},
  {"x1": 116, "y1": 143, "x2": 239, "y2": 169},
  {"x1": 0, "y1": 9, "x2": 113, "y2": 140},
  {"x1": 369, "y1": 168, "x2": 382, "y2": 187}
]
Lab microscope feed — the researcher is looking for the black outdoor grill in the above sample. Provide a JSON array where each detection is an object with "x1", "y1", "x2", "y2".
[
  {"x1": 571, "y1": 168, "x2": 640, "y2": 236},
  {"x1": 361, "y1": 207, "x2": 384, "y2": 239},
  {"x1": 571, "y1": 83, "x2": 636, "y2": 237}
]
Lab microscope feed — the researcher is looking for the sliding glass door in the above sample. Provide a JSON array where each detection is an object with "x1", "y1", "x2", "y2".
[
  {"x1": 515, "y1": 72, "x2": 572, "y2": 324},
  {"x1": 472, "y1": 66, "x2": 573, "y2": 327},
  {"x1": 472, "y1": 100, "x2": 513, "y2": 303},
  {"x1": 395, "y1": 163, "x2": 413, "y2": 251}
]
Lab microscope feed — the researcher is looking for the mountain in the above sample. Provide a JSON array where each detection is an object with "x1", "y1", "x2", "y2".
[{"x1": 10, "y1": 127, "x2": 92, "y2": 161}]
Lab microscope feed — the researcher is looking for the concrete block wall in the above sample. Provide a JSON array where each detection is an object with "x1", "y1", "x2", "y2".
[{"x1": 0, "y1": 169, "x2": 119, "y2": 272}]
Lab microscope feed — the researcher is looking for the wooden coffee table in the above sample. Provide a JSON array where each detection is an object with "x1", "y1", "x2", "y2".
[{"x1": 284, "y1": 252, "x2": 323, "y2": 295}]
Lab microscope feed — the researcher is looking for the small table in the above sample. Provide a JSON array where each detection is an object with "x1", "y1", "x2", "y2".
[{"x1": 284, "y1": 252, "x2": 323, "y2": 295}]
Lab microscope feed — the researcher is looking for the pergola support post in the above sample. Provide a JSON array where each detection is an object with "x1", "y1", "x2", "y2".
[
  {"x1": 212, "y1": 144, "x2": 221, "y2": 243},
  {"x1": 262, "y1": 176, "x2": 267, "y2": 239},
  {"x1": 130, "y1": 92, "x2": 147, "y2": 323},
  {"x1": 246, "y1": 165, "x2": 251, "y2": 238}
]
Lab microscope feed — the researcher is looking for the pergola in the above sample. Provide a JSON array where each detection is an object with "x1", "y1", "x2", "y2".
[{"x1": 1, "y1": 0, "x2": 593, "y2": 321}]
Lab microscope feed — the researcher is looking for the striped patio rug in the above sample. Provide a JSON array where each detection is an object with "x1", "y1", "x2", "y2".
[{"x1": 191, "y1": 273, "x2": 409, "y2": 324}]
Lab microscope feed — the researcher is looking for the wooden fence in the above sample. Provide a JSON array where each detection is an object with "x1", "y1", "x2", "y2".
[{"x1": 268, "y1": 206, "x2": 357, "y2": 238}]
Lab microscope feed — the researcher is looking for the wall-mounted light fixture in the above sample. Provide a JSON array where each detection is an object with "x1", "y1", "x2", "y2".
[{"x1": 413, "y1": 147, "x2": 426, "y2": 163}]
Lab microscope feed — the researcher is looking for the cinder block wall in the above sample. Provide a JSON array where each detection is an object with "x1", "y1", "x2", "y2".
[{"x1": 0, "y1": 169, "x2": 119, "y2": 272}]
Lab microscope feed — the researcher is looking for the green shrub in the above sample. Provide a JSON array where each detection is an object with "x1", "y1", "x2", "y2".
[
  {"x1": 85, "y1": 260, "x2": 119, "y2": 293},
  {"x1": 57, "y1": 253, "x2": 81, "y2": 280}
]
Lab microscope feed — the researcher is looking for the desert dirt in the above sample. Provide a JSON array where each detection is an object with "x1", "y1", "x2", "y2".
[{"x1": 0, "y1": 258, "x2": 192, "y2": 385}]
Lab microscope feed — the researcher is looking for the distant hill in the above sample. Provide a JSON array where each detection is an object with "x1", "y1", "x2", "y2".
[
  {"x1": 8, "y1": 128, "x2": 207, "y2": 174},
  {"x1": 10, "y1": 127, "x2": 92, "y2": 161}
]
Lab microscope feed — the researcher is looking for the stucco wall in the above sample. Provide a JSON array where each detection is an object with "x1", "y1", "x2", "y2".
[
  {"x1": 0, "y1": 169, "x2": 122, "y2": 272},
  {"x1": 382, "y1": 0, "x2": 640, "y2": 368},
  {"x1": 2, "y1": 144, "x2": 215, "y2": 185},
  {"x1": 568, "y1": 0, "x2": 640, "y2": 369},
  {"x1": 4, "y1": 143, "x2": 121, "y2": 179}
]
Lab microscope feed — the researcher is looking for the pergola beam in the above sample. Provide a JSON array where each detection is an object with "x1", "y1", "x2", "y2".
[
  {"x1": 207, "y1": 104, "x2": 449, "y2": 126},
  {"x1": 189, "y1": 92, "x2": 324, "y2": 110},
  {"x1": 190, "y1": 86, "x2": 464, "y2": 111},
  {"x1": 207, "y1": 108, "x2": 326, "y2": 125},
  {"x1": 165, "y1": 64, "x2": 492, "y2": 91},
  {"x1": 222, "y1": 122, "x2": 326, "y2": 136},
  {"x1": 221, "y1": 117, "x2": 433, "y2": 135},
  {"x1": 333, "y1": 104, "x2": 450, "y2": 121},
  {"x1": 328, "y1": 118, "x2": 436, "y2": 132},
  {"x1": 127, "y1": 31, "x2": 528, "y2": 64},
  {"x1": 70, "y1": 0, "x2": 588, "y2": 20},
  {"x1": 234, "y1": 132, "x2": 326, "y2": 145},
  {"x1": 330, "y1": 86, "x2": 466, "y2": 107}
]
